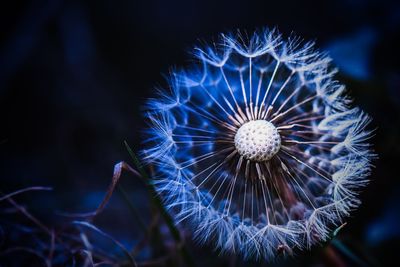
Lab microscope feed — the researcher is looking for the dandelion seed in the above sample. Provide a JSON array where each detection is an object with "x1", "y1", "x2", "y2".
[{"x1": 142, "y1": 29, "x2": 374, "y2": 260}]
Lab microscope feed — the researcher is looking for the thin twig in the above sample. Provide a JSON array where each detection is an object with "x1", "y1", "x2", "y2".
[
  {"x1": 57, "y1": 162, "x2": 140, "y2": 219},
  {"x1": 47, "y1": 229, "x2": 55, "y2": 266},
  {"x1": 90, "y1": 162, "x2": 140, "y2": 218},
  {"x1": 5, "y1": 197, "x2": 52, "y2": 236},
  {"x1": 73, "y1": 221, "x2": 138, "y2": 267},
  {"x1": 0, "y1": 186, "x2": 52, "y2": 202}
]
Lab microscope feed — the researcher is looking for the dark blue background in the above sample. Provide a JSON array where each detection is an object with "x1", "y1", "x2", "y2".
[{"x1": 1, "y1": 0, "x2": 399, "y2": 266}]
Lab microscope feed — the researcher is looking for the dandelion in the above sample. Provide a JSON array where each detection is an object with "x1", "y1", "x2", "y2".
[{"x1": 143, "y1": 29, "x2": 374, "y2": 260}]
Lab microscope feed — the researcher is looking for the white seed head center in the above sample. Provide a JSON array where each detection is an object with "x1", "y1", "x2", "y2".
[{"x1": 234, "y1": 120, "x2": 281, "y2": 162}]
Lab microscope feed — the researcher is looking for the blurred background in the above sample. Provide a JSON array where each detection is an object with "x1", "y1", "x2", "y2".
[{"x1": 1, "y1": 0, "x2": 399, "y2": 266}]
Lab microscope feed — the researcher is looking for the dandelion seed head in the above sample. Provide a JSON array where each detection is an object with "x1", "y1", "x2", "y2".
[
  {"x1": 142, "y1": 28, "x2": 374, "y2": 261},
  {"x1": 234, "y1": 120, "x2": 281, "y2": 162}
]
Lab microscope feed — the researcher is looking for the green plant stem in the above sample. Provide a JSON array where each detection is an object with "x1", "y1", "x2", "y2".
[
  {"x1": 117, "y1": 185, "x2": 147, "y2": 233},
  {"x1": 124, "y1": 141, "x2": 195, "y2": 267}
]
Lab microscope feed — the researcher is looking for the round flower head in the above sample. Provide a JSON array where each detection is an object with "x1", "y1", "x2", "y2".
[{"x1": 143, "y1": 29, "x2": 373, "y2": 260}]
